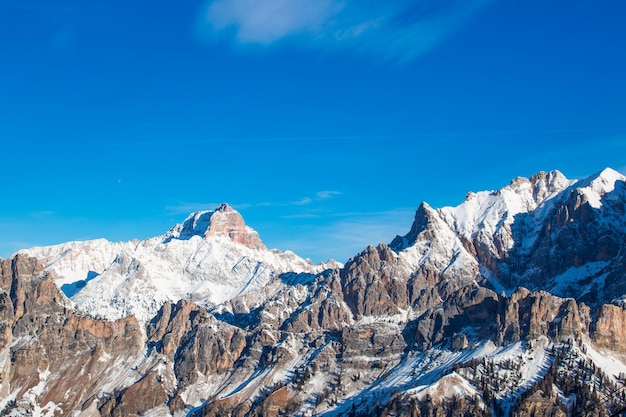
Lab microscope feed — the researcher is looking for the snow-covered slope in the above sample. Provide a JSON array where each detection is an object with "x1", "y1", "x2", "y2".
[
  {"x1": 392, "y1": 168, "x2": 626, "y2": 302},
  {"x1": 21, "y1": 204, "x2": 338, "y2": 322},
  {"x1": 439, "y1": 169, "x2": 574, "y2": 250}
]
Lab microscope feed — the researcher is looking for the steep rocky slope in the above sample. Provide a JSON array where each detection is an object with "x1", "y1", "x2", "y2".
[{"x1": 1, "y1": 168, "x2": 625, "y2": 416}]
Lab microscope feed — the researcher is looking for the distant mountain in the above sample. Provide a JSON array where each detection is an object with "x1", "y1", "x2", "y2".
[
  {"x1": 1, "y1": 169, "x2": 625, "y2": 417},
  {"x1": 20, "y1": 203, "x2": 338, "y2": 322}
]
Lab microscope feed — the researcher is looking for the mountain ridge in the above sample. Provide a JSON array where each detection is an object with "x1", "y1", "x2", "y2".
[
  {"x1": 20, "y1": 204, "x2": 339, "y2": 323},
  {"x1": 1, "y1": 167, "x2": 626, "y2": 416}
]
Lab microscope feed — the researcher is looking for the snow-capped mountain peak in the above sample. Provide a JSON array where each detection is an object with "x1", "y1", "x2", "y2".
[
  {"x1": 573, "y1": 167, "x2": 626, "y2": 209},
  {"x1": 164, "y1": 203, "x2": 265, "y2": 249}
]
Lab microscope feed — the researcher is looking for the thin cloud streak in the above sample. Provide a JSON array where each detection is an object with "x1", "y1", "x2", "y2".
[
  {"x1": 293, "y1": 197, "x2": 313, "y2": 206},
  {"x1": 317, "y1": 191, "x2": 342, "y2": 200},
  {"x1": 31, "y1": 210, "x2": 57, "y2": 219},
  {"x1": 290, "y1": 191, "x2": 341, "y2": 206},
  {"x1": 275, "y1": 208, "x2": 415, "y2": 263},
  {"x1": 197, "y1": 0, "x2": 494, "y2": 61},
  {"x1": 165, "y1": 190, "x2": 341, "y2": 216},
  {"x1": 280, "y1": 213, "x2": 321, "y2": 220}
]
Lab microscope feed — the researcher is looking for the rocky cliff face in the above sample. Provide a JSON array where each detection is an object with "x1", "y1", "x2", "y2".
[
  {"x1": 0, "y1": 255, "x2": 147, "y2": 416},
  {"x1": 593, "y1": 303, "x2": 626, "y2": 353},
  {"x1": 495, "y1": 170, "x2": 626, "y2": 306},
  {"x1": 2, "y1": 169, "x2": 626, "y2": 416}
]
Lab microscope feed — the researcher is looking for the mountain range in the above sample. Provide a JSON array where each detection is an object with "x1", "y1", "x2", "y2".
[{"x1": 1, "y1": 168, "x2": 625, "y2": 417}]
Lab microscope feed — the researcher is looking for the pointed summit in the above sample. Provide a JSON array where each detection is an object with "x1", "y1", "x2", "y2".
[
  {"x1": 570, "y1": 167, "x2": 626, "y2": 209},
  {"x1": 390, "y1": 202, "x2": 439, "y2": 251},
  {"x1": 166, "y1": 203, "x2": 266, "y2": 249},
  {"x1": 578, "y1": 167, "x2": 625, "y2": 190}
]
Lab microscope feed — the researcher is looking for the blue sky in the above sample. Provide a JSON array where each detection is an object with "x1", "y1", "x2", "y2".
[{"x1": 1, "y1": 0, "x2": 625, "y2": 263}]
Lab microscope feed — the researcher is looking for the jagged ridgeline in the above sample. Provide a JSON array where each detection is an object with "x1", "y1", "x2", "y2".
[{"x1": 1, "y1": 168, "x2": 626, "y2": 416}]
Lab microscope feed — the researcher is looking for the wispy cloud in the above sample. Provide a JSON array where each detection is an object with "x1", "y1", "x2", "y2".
[
  {"x1": 316, "y1": 190, "x2": 342, "y2": 200},
  {"x1": 202, "y1": 0, "x2": 340, "y2": 44},
  {"x1": 165, "y1": 190, "x2": 341, "y2": 215},
  {"x1": 280, "y1": 213, "x2": 321, "y2": 220},
  {"x1": 289, "y1": 191, "x2": 341, "y2": 206},
  {"x1": 31, "y1": 210, "x2": 57, "y2": 219},
  {"x1": 275, "y1": 208, "x2": 415, "y2": 263},
  {"x1": 293, "y1": 197, "x2": 313, "y2": 206},
  {"x1": 196, "y1": 0, "x2": 493, "y2": 61}
]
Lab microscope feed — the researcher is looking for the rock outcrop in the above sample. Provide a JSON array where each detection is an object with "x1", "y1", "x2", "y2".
[
  {"x1": 341, "y1": 244, "x2": 410, "y2": 317},
  {"x1": 497, "y1": 288, "x2": 590, "y2": 344},
  {"x1": 593, "y1": 303, "x2": 626, "y2": 353},
  {"x1": 512, "y1": 390, "x2": 567, "y2": 417}
]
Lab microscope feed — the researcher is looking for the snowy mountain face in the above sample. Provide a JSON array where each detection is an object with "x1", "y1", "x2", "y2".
[
  {"x1": 2, "y1": 169, "x2": 626, "y2": 417},
  {"x1": 21, "y1": 203, "x2": 337, "y2": 322},
  {"x1": 391, "y1": 167, "x2": 626, "y2": 307}
]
